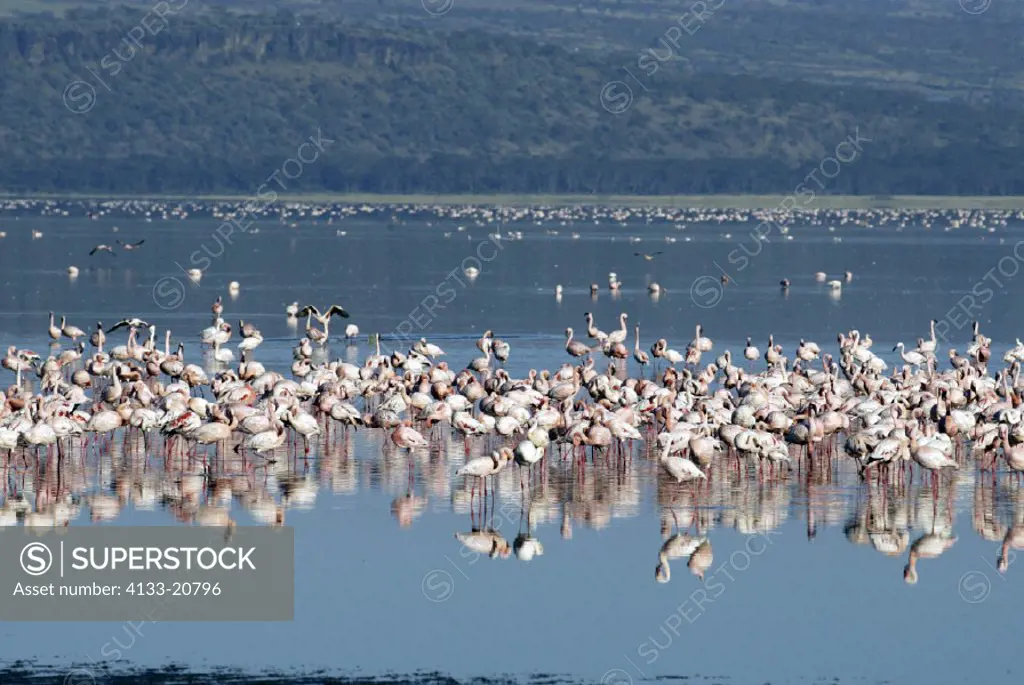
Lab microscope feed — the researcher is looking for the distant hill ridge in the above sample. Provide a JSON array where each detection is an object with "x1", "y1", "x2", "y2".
[{"x1": 0, "y1": 7, "x2": 1021, "y2": 195}]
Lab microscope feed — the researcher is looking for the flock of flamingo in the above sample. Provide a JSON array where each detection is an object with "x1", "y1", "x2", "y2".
[
  {"x1": 5, "y1": 298, "x2": 1024, "y2": 489},
  {"x1": 3, "y1": 278, "x2": 1024, "y2": 581},
  {"x1": 11, "y1": 197, "x2": 1022, "y2": 234}
]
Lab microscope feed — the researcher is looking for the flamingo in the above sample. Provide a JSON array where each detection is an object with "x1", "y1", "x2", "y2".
[
  {"x1": 565, "y1": 328, "x2": 590, "y2": 359},
  {"x1": 633, "y1": 324, "x2": 649, "y2": 371}
]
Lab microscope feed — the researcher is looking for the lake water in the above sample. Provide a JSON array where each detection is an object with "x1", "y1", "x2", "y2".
[{"x1": 0, "y1": 204, "x2": 1022, "y2": 685}]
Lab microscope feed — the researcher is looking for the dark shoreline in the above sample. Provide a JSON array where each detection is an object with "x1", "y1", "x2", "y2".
[
  {"x1": 3, "y1": 193, "x2": 1024, "y2": 211},
  {"x1": 0, "y1": 664, "x2": 583, "y2": 685}
]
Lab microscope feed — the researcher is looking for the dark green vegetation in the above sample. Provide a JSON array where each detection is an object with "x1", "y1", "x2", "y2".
[
  {"x1": 1, "y1": 4, "x2": 1022, "y2": 196},
  {"x1": 10, "y1": 0, "x2": 1021, "y2": 105}
]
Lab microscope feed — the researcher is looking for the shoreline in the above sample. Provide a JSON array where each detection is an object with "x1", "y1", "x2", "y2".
[{"x1": 3, "y1": 192, "x2": 1024, "y2": 210}]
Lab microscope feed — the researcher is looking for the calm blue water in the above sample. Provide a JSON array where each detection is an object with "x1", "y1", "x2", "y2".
[{"x1": 0, "y1": 205, "x2": 1022, "y2": 684}]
